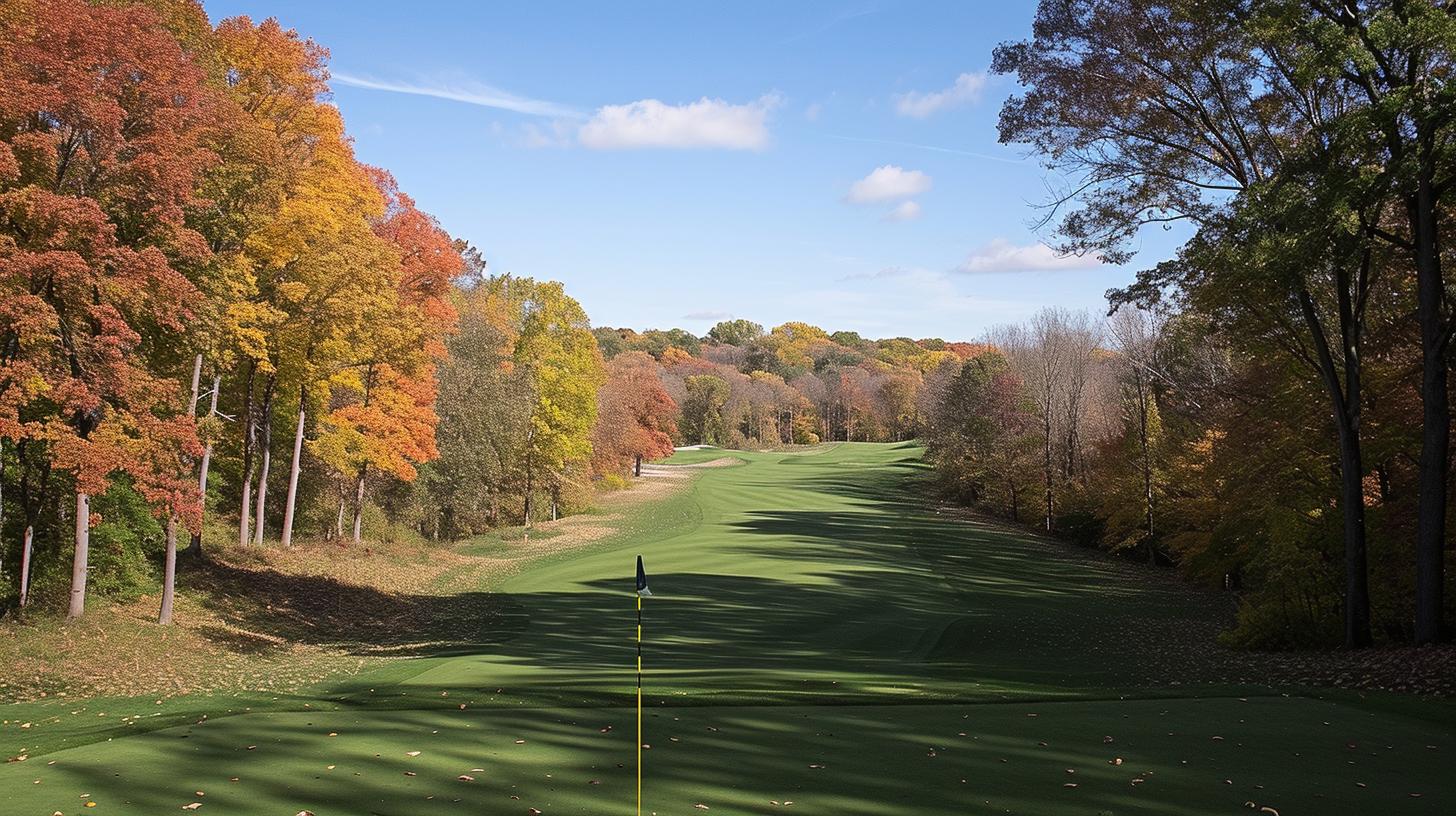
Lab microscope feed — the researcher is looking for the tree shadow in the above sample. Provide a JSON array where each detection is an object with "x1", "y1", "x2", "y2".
[{"x1": 191, "y1": 560, "x2": 529, "y2": 658}]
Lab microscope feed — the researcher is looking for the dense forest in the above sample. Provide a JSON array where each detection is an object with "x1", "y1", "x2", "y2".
[{"x1": 3, "y1": 0, "x2": 1455, "y2": 656}]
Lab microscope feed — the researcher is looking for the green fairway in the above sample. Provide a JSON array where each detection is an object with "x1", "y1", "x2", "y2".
[{"x1": 2, "y1": 442, "x2": 1452, "y2": 814}]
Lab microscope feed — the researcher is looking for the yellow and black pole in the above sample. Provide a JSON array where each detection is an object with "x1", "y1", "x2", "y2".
[{"x1": 635, "y1": 555, "x2": 650, "y2": 816}]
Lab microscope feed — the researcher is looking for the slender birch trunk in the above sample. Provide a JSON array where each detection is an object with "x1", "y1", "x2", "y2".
[
  {"x1": 158, "y1": 516, "x2": 177, "y2": 625},
  {"x1": 191, "y1": 374, "x2": 219, "y2": 560},
  {"x1": 335, "y1": 491, "x2": 345, "y2": 540},
  {"x1": 18, "y1": 524, "x2": 34, "y2": 608},
  {"x1": 252, "y1": 377, "x2": 275, "y2": 545},
  {"x1": 280, "y1": 399, "x2": 306, "y2": 548},
  {"x1": 351, "y1": 465, "x2": 367, "y2": 543},
  {"x1": 66, "y1": 490, "x2": 89, "y2": 620},
  {"x1": 238, "y1": 361, "x2": 258, "y2": 549}
]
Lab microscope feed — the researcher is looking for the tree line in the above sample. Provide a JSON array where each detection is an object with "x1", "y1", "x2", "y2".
[{"x1": 962, "y1": 0, "x2": 1454, "y2": 648}]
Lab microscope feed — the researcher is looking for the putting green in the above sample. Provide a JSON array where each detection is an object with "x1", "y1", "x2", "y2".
[{"x1": 2, "y1": 442, "x2": 1451, "y2": 814}]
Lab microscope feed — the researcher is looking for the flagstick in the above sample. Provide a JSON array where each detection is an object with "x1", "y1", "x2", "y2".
[{"x1": 636, "y1": 591, "x2": 643, "y2": 816}]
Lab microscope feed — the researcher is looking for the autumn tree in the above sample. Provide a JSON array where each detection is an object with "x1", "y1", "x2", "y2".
[
  {"x1": 1277, "y1": 0, "x2": 1456, "y2": 643},
  {"x1": 682, "y1": 375, "x2": 731, "y2": 445},
  {"x1": 494, "y1": 278, "x2": 604, "y2": 526},
  {"x1": 992, "y1": 0, "x2": 1416, "y2": 646},
  {"x1": 1105, "y1": 305, "x2": 1170, "y2": 563},
  {"x1": 416, "y1": 274, "x2": 530, "y2": 538},
  {"x1": 922, "y1": 349, "x2": 1037, "y2": 519},
  {"x1": 707, "y1": 319, "x2": 765, "y2": 347},
  {"x1": 593, "y1": 351, "x2": 678, "y2": 476},
  {"x1": 0, "y1": 0, "x2": 216, "y2": 617}
]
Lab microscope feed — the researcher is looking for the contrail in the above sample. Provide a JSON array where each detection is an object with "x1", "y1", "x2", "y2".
[{"x1": 824, "y1": 133, "x2": 1026, "y2": 165}]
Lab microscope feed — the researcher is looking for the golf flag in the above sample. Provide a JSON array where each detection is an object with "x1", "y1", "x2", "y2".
[
  {"x1": 636, "y1": 555, "x2": 651, "y2": 596},
  {"x1": 635, "y1": 555, "x2": 648, "y2": 816}
]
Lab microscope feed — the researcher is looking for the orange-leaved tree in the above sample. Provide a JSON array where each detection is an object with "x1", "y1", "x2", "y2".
[
  {"x1": 592, "y1": 351, "x2": 677, "y2": 477},
  {"x1": 308, "y1": 170, "x2": 459, "y2": 542},
  {"x1": 0, "y1": 0, "x2": 216, "y2": 617}
]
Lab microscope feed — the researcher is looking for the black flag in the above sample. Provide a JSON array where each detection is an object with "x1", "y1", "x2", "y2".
[{"x1": 635, "y1": 555, "x2": 651, "y2": 596}]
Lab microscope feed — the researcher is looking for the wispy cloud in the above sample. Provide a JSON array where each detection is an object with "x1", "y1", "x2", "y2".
[
  {"x1": 579, "y1": 94, "x2": 782, "y2": 150},
  {"x1": 956, "y1": 238, "x2": 1102, "y2": 274},
  {"x1": 894, "y1": 72, "x2": 987, "y2": 118},
  {"x1": 781, "y1": 6, "x2": 877, "y2": 44},
  {"x1": 839, "y1": 266, "x2": 922, "y2": 282},
  {"x1": 824, "y1": 133, "x2": 1024, "y2": 165},
  {"x1": 331, "y1": 71, "x2": 584, "y2": 119},
  {"x1": 519, "y1": 119, "x2": 577, "y2": 148},
  {"x1": 845, "y1": 165, "x2": 931, "y2": 203},
  {"x1": 884, "y1": 200, "x2": 922, "y2": 222}
]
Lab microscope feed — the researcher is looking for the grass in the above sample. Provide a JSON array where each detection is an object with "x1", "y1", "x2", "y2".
[{"x1": 1, "y1": 442, "x2": 1452, "y2": 814}]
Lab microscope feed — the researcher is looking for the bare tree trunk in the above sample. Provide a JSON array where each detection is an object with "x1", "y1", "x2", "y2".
[
  {"x1": 188, "y1": 353, "x2": 203, "y2": 416},
  {"x1": 252, "y1": 443, "x2": 271, "y2": 544},
  {"x1": 1413, "y1": 179, "x2": 1449, "y2": 644},
  {"x1": 158, "y1": 516, "x2": 177, "y2": 624},
  {"x1": 280, "y1": 399, "x2": 306, "y2": 548},
  {"x1": 335, "y1": 491, "x2": 345, "y2": 539},
  {"x1": 1297, "y1": 281, "x2": 1372, "y2": 649},
  {"x1": 66, "y1": 490, "x2": 89, "y2": 620},
  {"x1": 352, "y1": 465, "x2": 366, "y2": 544},
  {"x1": 252, "y1": 377, "x2": 275, "y2": 545},
  {"x1": 634, "y1": 454, "x2": 642, "y2": 477},
  {"x1": 1042, "y1": 410, "x2": 1054, "y2": 532},
  {"x1": 238, "y1": 361, "x2": 258, "y2": 549},
  {"x1": 192, "y1": 374, "x2": 219, "y2": 560},
  {"x1": 18, "y1": 524, "x2": 34, "y2": 608},
  {"x1": 1136, "y1": 377, "x2": 1156, "y2": 565}
]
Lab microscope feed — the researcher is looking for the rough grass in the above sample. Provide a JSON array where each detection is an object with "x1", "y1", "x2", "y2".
[
  {"x1": 0, "y1": 473, "x2": 690, "y2": 707},
  {"x1": 1, "y1": 442, "x2": 1453, "y2": 815}
]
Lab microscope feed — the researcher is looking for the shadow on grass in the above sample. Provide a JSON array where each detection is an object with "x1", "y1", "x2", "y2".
[{"x1": 192, "y1": 560, "x2": 529, "y2": 658}]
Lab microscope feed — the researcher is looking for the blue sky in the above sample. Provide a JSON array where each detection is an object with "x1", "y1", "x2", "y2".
[{"x1": 206, "y1": 1, "x2": 1185, "y2": 342}]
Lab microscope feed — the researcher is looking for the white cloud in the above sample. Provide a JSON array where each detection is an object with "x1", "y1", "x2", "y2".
[
  {"x1": 845, "y1": 165, "x2": 932, "y2": 204},
  {"x1": 578, "y1": 95, "x2": 781, "y2": 150},
  {"x1": 331, "y1": 72, "x2": 582, "y2": 119},
  {"x1": 804, "y1": 102, "x2": 824, "y2": 121},
  {"x1": 956, "y1": 239, "x2": 1102, "y2": 273},
  {"x1": 884, "y1": 200, "x2": 922, "y2": 222},
  {"x1": 894, "y1": 72, "x2": 987, "y2": 118}
]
